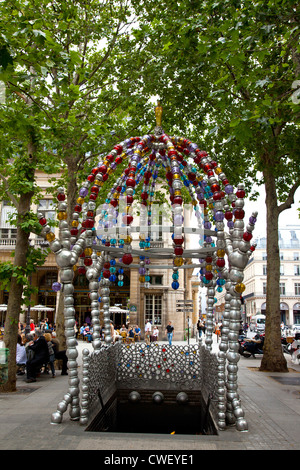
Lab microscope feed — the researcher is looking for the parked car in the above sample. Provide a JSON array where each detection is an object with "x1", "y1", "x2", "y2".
[{"x1": 292, "y1": 324, "x2": 300, "y2": 333}]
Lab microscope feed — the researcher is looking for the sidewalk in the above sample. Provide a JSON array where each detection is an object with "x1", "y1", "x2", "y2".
[{"x1": 0, "y1": 335, "x2": 299, "y2": 451}]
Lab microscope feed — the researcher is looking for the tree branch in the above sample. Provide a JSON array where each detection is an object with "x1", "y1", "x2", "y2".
[{"x1": 278, "y1": 179, "x2": 300, "y2": 215}]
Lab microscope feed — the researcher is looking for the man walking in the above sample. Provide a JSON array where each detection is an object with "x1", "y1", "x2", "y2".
[
  {"x1": 145, "y1": 320, "x2": 152, "y2": 345},
  {"x1": 165, "y1": 321, "x2": 174, "y2": 346}
]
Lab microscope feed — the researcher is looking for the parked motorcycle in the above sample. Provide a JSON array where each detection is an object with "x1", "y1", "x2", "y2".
[{"x1": 239, "y1": 334, "x2": 264, "y2": 358}]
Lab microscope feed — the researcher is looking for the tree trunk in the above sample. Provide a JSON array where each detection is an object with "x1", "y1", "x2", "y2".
[
  {"x1": 259, "y1": 170, "x2": 288, "y2": 372},
  {"x1": 0, "y1": 193, "x2": 33, "y2": 392}
]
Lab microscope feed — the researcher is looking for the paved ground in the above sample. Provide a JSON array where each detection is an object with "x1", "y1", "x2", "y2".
[{"x1": 0, "y1": 335, "x2": 299, "y2": 452}]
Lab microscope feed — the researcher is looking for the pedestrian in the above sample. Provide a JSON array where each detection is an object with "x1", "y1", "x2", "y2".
[
  {"x1": 25, "y1": 328, "x2": 49, "y2": 383},
  {"x1": 51, "y1": 332, "x2": 68, "y2": 375},
  {"x1": 44, "y1": 332, "x2": 56, "y2": 378},
  {"x1": 214, "y1": 322, "x2": 221, "y2": 343},
  {"x1": 197, "y1": 318, "x2": 203, "y2": 341},
  {"x1": 145, "y1": 320, "x2": 152, "y2": 345},
  {"x1": 165, "y1": 321, "x2": 174, "y2": 345},
  {"x1": 151, "y1": 326, "x2": 159, "y2": 343},
  {"x1": 16, "y1": 334, "x2": 27, "y2": 375},
  {"x1": 134, "y1": 324, "x2": 141, "y2": 341}
]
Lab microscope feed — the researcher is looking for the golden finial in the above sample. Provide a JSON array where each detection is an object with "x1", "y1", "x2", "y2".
[{"x1": 155, "y1": 101, "x2": 163, "y2": 126}]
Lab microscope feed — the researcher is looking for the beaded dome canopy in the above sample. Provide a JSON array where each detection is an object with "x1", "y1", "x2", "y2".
[{"x1": 41, "y1": 104, "x2": 257, "y2": 432}]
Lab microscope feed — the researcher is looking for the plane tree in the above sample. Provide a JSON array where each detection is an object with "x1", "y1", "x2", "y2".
[{"x1": 130, "y1": 0, "x2": 300, "y2": 371}]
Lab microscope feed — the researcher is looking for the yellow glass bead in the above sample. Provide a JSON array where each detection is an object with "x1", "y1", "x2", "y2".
[
  {"x1": 192, "y1": 200, "x2": 197, "y2": 206},
  {"x1": 124, "y1": 235, "x2": 132, "y2": 244},
  {"x1": 206, "y1": 264, "x2": 213, "y2": 271},
  {"x1": 84, "y1": 248, "x2": 93, "y2": 256},
  {"x1": 174, "y1": 257, "x2": 184, "y2": 267},
  {"x1": 204, "y1": 209, "x2": 209, "y2": 215},
  {"x1": 57, "y1": 212, "x2": 67, "y2": 220},
  {"x1": 215, "y1": 167, "x2": 223, "y2": 175},
  {"x1": 94, "y1": 179, "x2": 102, "y2": 186},
  {"x1": 46, "y1": 232, "x2": 55, "y2": 242},
  {"x1": 173, "y1": 174, "x2": 180, "y2": 179},
  {"x1": 107, "y1": 168, "x2": 113, "y2": 175},
  {"x1": 77, "y1": 197, "x2": 85, "y2": 205},
  {"x1": 217, "y1": 249, "x2": 226, "y2": 257},
  {"x1": 139, "y1": 276, "x2": 145, "y2": 283},
  {"x1": 235, "y1": 283, "x2": 246, "y2": 294},
  {"x1": 72, "y1": 220, "x2": 79, "y2": 227},
  {"x1": 174, "y1": 190, "x2": 181, "y2": 196},
  {"x1": 208, "y1": 202, "x2": 214, "y2": 209},
  {"x1": 113, "y1": 192, "x2": 119, "y2": 199}
]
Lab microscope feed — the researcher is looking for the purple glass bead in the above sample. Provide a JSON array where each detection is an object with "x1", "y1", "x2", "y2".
[
  {"x1": 249, "y1": 216, "x2": 257, "y2": 224},
  {"x1": 224, "y1": 184, "x2": 234, "y2": 194},
  {"x1": 214, "y1": 211, "x2": 224, "y2": 221},
  {"x1": 79, "y1": 187, "x2": 89, "y2": 198},
  {"x1": 52, "y1": 282, "x2": 61, "y2": 292},
  {"x1": 227, "y1": 220, "x2": 234, "y2": 228}
]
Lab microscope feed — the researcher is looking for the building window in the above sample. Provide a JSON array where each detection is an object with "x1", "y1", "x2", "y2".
[
  {"x1": 262, "y1": 253, "x2": 267, "y2": 260},
  {"x1": 263, "y1": 265, "x2": 267, "y2": 275},
  {"x1": 294, "y1": 265, "x2": 300, "y2": 276},
  {"x1": 263, "y1": 282, "x2": 267, "y2": 295},
  {"x1": 149, "y1": 275, "x2": 163, "y2": 285},
  {"x1": 280, "y1": 265, "x2": 284, "y2": 276},
  {"x1": 145, "y1": 294, "x2": 162, "y2": 325},
  {"x1": 280, "y1": 253, "x2": 284, "y2": 261},
  {"x1": 279, "y1": 283, "x2": 286, "y2": 295},
  {"x1": 37, "y1": 199, "x2": 56, "y2": 221},
  {"x1": 294, "y1": 253, "x2": 299, "y2": 261},
  {"x1": 295, "y1": 283, "x2": 300, "y2": 296}
]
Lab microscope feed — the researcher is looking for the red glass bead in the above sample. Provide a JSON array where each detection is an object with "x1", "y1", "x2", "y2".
[
  {"x1": 39, "y1": 217, "x2": 47, "y2": 226},
  {"x1": 141, "y1": 192, "x2": 148, "y2": 200},
  {"x1": 234, "y1": 209, "x2": 245, "y2": 219},
  {"x1": 87, "y1": 175, "x2": 95, "y2": 182},
  {"x1": 89, "y1": 193, "x2": 97, "y2": 200},
  {"x1": 115, "y1": 156, "x2": 123, "y2": 165},
  {"x1": 206, "y1": 256, "x2": 213, "y2": 263},
  {"x1": 57, "y1": 193, "x2": 65, "y2": 201},
  {"x1": 74, "y1": 205, "x2": 82, "y2": 212},
  {"x1": 216, "y1": 258, "x2": 225, "y2": 268},
  {"x1": 84, "y1": 258, "x2": 92, "y2": 266},
  {"x1": 126, "y1": 178, "x2": 136, "y2": 187},
  {"x1": 78, "y1": 267, "x2": 86, "y2": 275},
  {"x1": 211, "y1": 184, "x2": 220, "y2": 192},
  {"x1": 106, "y1": 154, "x2": 114, "y2": 162},
  {"x1": 122, "y1": 215, "x2": 133, "y2": 225},
  {"x1": 98, "y1": 164, "x2": 107, "y2": 174},
  {"x1": 174, "y1": 246, "x2": 183, "y2": 256},
  {"x1": 205, "y1": 272, "x2": 213, "y2": 280},
  {"x1": 122, "y1": 253, "x2": 133, "y2": 265},
  {"x1": 173, "y1": 196, "x2": 183, "y2": 205},
  {"x1": 91, "y1": 185, "x2": 99, "y2": 194},
  {"x1": 102, "y1": 173, "x2": 108, "y2": 182},
  {"x1": 114, "y1": 145, "x2": 123, "y2": 154},
  {"x1": 225, "y1": 211, "x2": 233, "y2": 220},
  {"x1": 188, "y1": 172, "x2": 196, "y2": 181},
  {"x1": 173, "y1": 236, "x2": 184, "y2": 245},
  {"x1": 126, "y1": 195, "x2": 133, "y2": 204},
  {"x1": 236, "y1": 189, "x2": 245, "y2": 198},
  {"x1": 243, "y1": 232, "x2": 253, "y2": 242},
  {"x1": 70, "y1": 228, "x2": 78, "y2": 236},
  {"x1": 103, "y1": 270, "x2": 111, "y2": 278},
  {"x1": 110, "y1": 199, "x2": 118, "y2": 207}
]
